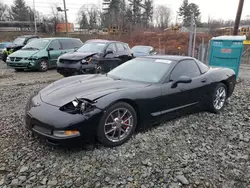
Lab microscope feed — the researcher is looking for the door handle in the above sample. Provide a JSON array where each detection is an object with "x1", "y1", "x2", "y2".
[{"x1": 201, "y1": 78, "x2": 207, "y2": 83}]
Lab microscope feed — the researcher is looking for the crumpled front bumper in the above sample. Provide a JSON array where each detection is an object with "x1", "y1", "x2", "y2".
[
  {"x1": 25, "y1": 93, "x2": 103, "y2": 145},
  {"x1": 6, "y1": 59, "x2": 39, "y2": 69}
]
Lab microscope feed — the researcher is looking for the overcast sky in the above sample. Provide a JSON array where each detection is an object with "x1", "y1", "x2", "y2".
[{"x1": 4, "y1": 0, "x2": 250, "y2": 25}]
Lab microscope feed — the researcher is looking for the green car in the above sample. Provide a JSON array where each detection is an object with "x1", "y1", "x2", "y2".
[{"x1": 6, "y1": 37, "x2": 83, "y2": 72}]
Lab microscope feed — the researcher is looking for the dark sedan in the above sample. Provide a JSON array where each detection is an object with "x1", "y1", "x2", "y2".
[
  {"x1": 2, "y1": 35, "x2": 39, "y2": 62},
  {"x1": 57, "y1": 39, "x2": 133, "y2": 77},
  {"x1": 25, "y1": 55, "x2": 236, "y2": 147}
]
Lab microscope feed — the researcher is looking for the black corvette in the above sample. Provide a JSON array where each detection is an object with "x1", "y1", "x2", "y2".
[{"x1": 25, "y1": 55, "x2": 236, "y2": 147}]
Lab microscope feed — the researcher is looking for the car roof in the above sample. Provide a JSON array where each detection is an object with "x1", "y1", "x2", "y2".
[
  {"x1": 132, "y1": 45, "x2": 153, "y2": 48},
  {"x1": 19, "y1": 35, "x2": 39, "y2": 38},
  {"x1": 86, "y1": 39, "x2": 125, "y2": 44},
  {"x1": 38, "y1": 37, "x2": 80, "y2": 40},
  {"x1": 142, "y1": 55, "x2": 195, "y2": 61}
]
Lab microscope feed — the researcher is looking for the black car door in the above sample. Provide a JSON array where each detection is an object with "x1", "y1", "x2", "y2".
[
  {"x1": 160, "y1": 59, "x2": 209, "y2": 114},
  {"x1": 103, "y1": 43, "x2": 120, "y2": 71},
  {"x1": 115, "y1": 42, "x2": 129, "y2": 63}
]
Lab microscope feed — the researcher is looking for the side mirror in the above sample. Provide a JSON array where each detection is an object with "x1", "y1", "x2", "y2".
[
  {"x1": 171, "y1": 76, "x2": 192, "y2": 88},
  {"x1": 104, "y1": 50, "x2": 113, "y2": 56},
  {"x1": 47, "y1": 47, "x2": 54, "y2": 51},
  {"x1": 74, "y1": 47, "x2": 79, "y2": 52}
]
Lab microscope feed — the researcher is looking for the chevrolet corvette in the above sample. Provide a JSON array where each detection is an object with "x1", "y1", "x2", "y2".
[{"x1": 25, "y1": 55, "x2": 236, "y2": 147}]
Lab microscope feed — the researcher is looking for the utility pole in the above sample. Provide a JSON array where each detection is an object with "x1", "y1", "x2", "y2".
[
  {"x1": 192, "y1": 23, "x2": 196, "y2": 57},
  {"x1": 176, "y1": 12, "x2": 178, "y2": 25},
  {"x1": 33, "y1": 0, "x2": 37, "y2": 35},
  {"x1": 188, "y1": 13, "x2": 195, "y2": 56},
  {"x1": 63, "y1": 0, "x2": 69, "y2": 36},
  {"x1": 233, "y1": 0, "x2": 244, "y2": 35},
  {"x1": 57, "y1": 1, "x2": 69, "y2": 36}
]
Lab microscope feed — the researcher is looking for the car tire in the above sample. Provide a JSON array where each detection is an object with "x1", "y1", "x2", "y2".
[
  {"x1": 62, "y1": 73, "x2": 73, "y2": 77},
  {"x1": 95, "y1": 64, "x2": 105, "y2": 74},
  {"x1": 208, "y1": 83, "x2": 228, "y2": 113},
  {"x1": 97, "y1": 102, "x2": 137, "y2": 147},
  {"x1": 39, "y1": 59, "x2": 48, "y2": 72},
  {"x1": 2, "y1": 53, "x2": 7, "y2": 62}
]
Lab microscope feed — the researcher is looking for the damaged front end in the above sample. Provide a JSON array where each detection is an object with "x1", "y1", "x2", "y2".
[{"x1": 59, "y1": 98, "x2": 103, "y2": 115}]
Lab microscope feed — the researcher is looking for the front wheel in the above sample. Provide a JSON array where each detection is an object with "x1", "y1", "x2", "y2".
[
  {"x1": 97, "y1": 102, "x2": 137, "y2": 147},
  {"x1": 39, "y1": 59, "x2": 48, "y2": 72},
  {"x1": 2, "y1": 53, "x2": 7, "y2": 62},
  {"x1": 208, "y1": 83, "x2": 227, "y2": 113}
]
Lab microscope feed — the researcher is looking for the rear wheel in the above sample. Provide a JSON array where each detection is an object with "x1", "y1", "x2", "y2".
[
  {"x1": 39, "y1": 59, "x2": 48, "y2": 72},
  {"x1": 97, "y1": 102, "x2": 137, "y2": 147},
  {"x1": 208, "y1": 83, "x2": 227, "y2": 113}
]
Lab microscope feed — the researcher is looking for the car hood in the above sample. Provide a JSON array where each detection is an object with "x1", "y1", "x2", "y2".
[
  {"x1": 39, "y1": 74, "x2": 149, "y2": 107},
  {"x1": 60, "y1": 51, "x2": 100, "y2": 61},
  {"x1": 9, "y1": 49, "x2": 39, "y2": 58}
]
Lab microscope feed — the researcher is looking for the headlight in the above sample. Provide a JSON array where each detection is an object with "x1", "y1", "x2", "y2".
[
  {"x1": 72, "y1": 99, "x2": 86, "y2": 111},
  {"x1": 59, "y1": 98, "x2": 98, "y2": 114},
  {"x1": 81, "y1": 59, "x2": 87, "y2": 64},
  {"x1": 25, "y1": 93, "x2": 40, "y2": 111},
  {"x1": 6, "y1": 56, "x2": 10, "y2": 61}
]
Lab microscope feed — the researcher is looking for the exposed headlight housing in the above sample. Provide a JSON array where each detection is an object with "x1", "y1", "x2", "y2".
[
  {"x1": 25, "y1": 92, "x2": 40, "y2": 111},
  {"x1": 59, "y1": 98, "x2": 99, "y2": 114},
  {"x1": 81, "y1": 59, "x2": 87, "y2": 64}
]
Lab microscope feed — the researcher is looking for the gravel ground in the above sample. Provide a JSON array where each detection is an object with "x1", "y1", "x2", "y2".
[{"x1": 0, "y1": 60, "x2": 250, "y2": 188}]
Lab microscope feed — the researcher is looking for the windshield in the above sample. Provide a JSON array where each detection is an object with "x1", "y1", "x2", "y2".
[
  {"x1": 22, "y1": 39, "x2": 50, "y2": 50},
  {"x1": 13, "y1": 37, "x2": 26, "y2": 45},
  {"x1": 107, "y1": 58, "x2": 172, "y2": 83},
  {"x1": 77, "y1": 42, "x2": 107, "y2": 53},
  {"x1": 132, "y1": 46, "x2": 151, "y2": 54}
]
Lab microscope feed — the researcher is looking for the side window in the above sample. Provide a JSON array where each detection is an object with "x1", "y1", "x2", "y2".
[
  {"x1": 170, "y1": 60, "x2": 201, "y2": 81},
  {"x1": 116, "y1": 43, "x2": 125, "y2": 51},
  {"x1": 72, "y1": 39, "x2": 83, "y2": 48},
  {"x1": 49, "y1": 40, "x2": 61, "y2": 50},
  {"x1": 26, "y1": 38, "x2": 37, "y2": 44},
  {"x1": 106, "y1": 43, "x2": 116, "y2": 52},
  {"x1": 123, "y1": 44, "x2": 129, "y2": 50},
  {"x1": 196, "y1": 60, "x2": 209, "y2": 74},
  {"x1": 59, "y1": 39, "x2": 72, "y2": 50}
]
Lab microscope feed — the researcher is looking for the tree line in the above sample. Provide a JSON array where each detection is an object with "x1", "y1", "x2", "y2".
[{"x1": 0, "y1": 0, "x2": 249, "y2": 34}]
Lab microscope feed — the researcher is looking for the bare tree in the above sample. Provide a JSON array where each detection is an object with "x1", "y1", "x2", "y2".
[
  {"x1": 154, "y1": 5, "x2": 172, "y2": 30},
  {"x1": 0, "y1": 2, "x2": 11, "y2": 21}
]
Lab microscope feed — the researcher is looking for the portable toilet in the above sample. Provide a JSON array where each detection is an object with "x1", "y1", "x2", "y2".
[{"x1": 208, "y1": 35, "x2": 246, "y2": 77}]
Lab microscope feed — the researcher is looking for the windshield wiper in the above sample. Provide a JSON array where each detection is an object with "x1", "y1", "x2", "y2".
[{"x1": 22, "y1": 47, "x2": 39, "y2": 50}]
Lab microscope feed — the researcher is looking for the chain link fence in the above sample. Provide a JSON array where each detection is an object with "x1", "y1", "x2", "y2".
[
  {"x1": 155, "y1": 42, "x2": 210, "y2": 65},
  {"x1": 242, "y1": 44, "x2": 250, "y2": 65}
]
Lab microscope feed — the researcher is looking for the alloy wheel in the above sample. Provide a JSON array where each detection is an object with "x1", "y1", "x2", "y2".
[
  {"x1": 104, "y1": 108, "x2": 134, "y2": 143},
  {"x1": 40, "y1": 61, "x2": 48, "y2": 71},
  {"x1": 213, "y1": 86, "x2": 226, "y2": 110}
]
